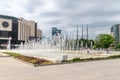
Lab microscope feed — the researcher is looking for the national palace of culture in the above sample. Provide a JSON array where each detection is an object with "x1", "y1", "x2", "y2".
[{"x1": 0, "y1": 15, "x2": 42, "y2": 48}]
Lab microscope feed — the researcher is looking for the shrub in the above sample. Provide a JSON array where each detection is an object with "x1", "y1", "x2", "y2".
[
  {"x1": 29, "y1": 60, "x2": 37, "y2": 64},
  {"x1": 108, "y1": 55, "x2": 120, "y2": 58},
  {"x1": 3, "y1": 52, "x2": 21, "y2": 57},
  {"x1": 84, "y1": 57, "x2": 94, "y2": 61},
  {"x1": 72, "y1": 58, "x2": 81, "y2": 62},
  {"x1": 67, "y1": 54, "x2": 120, "y2": 63}
]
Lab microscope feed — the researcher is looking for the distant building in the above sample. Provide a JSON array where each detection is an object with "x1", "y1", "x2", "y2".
[
  {"x1": 111, "y1": 24, "x2": 120, "y2": 44},
  {"x1": 36, "y1": 29, "x2": 42, "y2": 38},
  {"x1": 52, "y1": 27, "x2": 61, "y2": 45},
  {"x1": 52, "y1": 27, "x2": 61, "y2": 37},
  {"x1": 0, "y1": 15, "x2": 42, "y2": 48}
]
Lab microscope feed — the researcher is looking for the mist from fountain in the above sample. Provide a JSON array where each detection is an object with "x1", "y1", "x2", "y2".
[{"x1": 11, "y1": 33, "x2": 98, "y2": 63}]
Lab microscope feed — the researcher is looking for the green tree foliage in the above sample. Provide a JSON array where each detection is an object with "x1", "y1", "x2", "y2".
[
  {"x1": 116, "y1": 44, "x2": 120, "y2": 49},
  {"x1": 79, "y1": 38, "x2": 94, "y2": 48},
  {"x1": 95, "y1": 34, "x2": 114, "y2": 49}
]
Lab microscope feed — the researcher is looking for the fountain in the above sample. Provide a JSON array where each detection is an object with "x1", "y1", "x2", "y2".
[
  {"x1": 10, "y1": 33, "x2": 105, "y2": 63},
  {"x1": 7, "y1": 37, "x2": 12, "y2": 50}
]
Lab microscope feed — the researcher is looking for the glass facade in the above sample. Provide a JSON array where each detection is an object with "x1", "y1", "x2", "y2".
[
  {"x1": 52, "y1": 27, "x2": 61, "y2": 36},
  {"x1": 111, "y1": 24, "x2": 120, "y2": 44},
  {"x1": 0, "y1": 31, "x2": 9, "y2": 38}
]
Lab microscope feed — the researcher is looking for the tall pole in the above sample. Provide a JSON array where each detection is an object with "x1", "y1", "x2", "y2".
[
  {"x1": 86, "y1": 25, "x2": 88, "y2": 49},
  {"x1": 76, "y1": 25, "x2": 79, "y2": 40},
  {"x1": 81, "y1": 25, "x2": 84, "y2": 49},
  {"x1": 82, "y1": 25, "x2": 83, "y2": 39},
  {"x1": 76, "y1": 25, "x2": 79, "y2": 50}
]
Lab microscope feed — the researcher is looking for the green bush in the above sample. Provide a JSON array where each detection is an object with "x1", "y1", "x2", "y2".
[
  {"x1": 108, "y1": 55, "x2": 120, "y2": 58},
  {"x1": 84, "y1": 57, "x2": 94, "y2": 61},
  {"x1": 72, "y1": 58, "x2": 81, "y2": 62},
  {"x1": 3, "y1": 52, "x2": 21, "y2": 57},
  {"x1": 67, "y1": 55, "x2": 120, "y2": 63},
  {"x1": 29, "y1": 59, "x2": 37, "y2": 64},
  {"x1": 116, "y1": 44, "x2": 120, "y2": 49}
]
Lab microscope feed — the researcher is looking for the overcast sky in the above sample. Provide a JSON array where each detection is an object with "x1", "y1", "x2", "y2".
[{"x1": 0, "y1": 0, "x2": 120, "y2": 39}]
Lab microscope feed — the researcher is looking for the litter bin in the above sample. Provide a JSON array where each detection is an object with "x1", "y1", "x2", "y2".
[{"x1": 62, "y1": 55, "x2": 68, "y2": 61}]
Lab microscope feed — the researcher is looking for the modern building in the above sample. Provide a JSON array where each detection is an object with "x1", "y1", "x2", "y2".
[
  {"x1": 111, "y1": 24, "x2": 120, "y2": 44},
  {"x1": 0, "y1": 15, "x2": 42, "y2": 48},
  {"x1": 52, "y1": 27, "x2": 61, "y2": 45},
  {"x1": 52, "y1": 27, "x2": 61, "y2": 37}
]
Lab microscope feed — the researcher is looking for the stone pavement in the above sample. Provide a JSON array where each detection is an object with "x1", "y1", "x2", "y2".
[
  {"x1": 0, "y1": 53, "x2": 9, "y2": 57},
  {"x1": 0, "y1": 56, "x2": 120, "y2": 80}
]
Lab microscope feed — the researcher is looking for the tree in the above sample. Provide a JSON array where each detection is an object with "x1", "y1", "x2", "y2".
[
  {"x1": 79, "y1": 38, "x2": 94, "y2": 49},
  {"x1": 95, "y1": 34, "x2": 115, "y2": 53},
  {"x1": 116, "y1": 43, "x2": 120, "y2": 49}
]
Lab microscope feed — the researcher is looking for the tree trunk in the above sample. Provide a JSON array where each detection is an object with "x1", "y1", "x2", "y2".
[{"x1": 106, "y1": 48, "x2": 109, "y2": 54}]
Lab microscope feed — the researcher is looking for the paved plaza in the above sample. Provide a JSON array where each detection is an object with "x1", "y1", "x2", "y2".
[{"x1": 0, "y1": 55, "x2": 120, "y2": 80}]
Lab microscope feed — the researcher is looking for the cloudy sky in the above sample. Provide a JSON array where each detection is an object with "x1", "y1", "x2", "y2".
[{"x1": 0, "y1": 0, "x2": 120, "y2": 39}]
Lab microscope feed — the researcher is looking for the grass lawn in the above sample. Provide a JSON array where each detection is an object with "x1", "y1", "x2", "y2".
[{"x1": 2, "y1": 52, "x2": 53, "y2": 66}]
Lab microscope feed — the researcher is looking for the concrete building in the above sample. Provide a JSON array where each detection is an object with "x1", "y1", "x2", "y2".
[
  {"x1": 0, "y1": 15, "x2": 42, "y2": 48},
  {"x1": 37, "y1": 29, "x2": 42, "y2": 38},
  {"x1": 111, "y1": 24, "x2": 120, "y2": 44}
]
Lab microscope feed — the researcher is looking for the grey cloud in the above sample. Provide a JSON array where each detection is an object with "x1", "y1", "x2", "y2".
[
  {"x1": 25, "y1": 0, "x2": 43, "y2": 13},
  {"x1": 35, "y1": 0, "x2": 120, "y2": 39},
  {"x1": 55, "y1": 0, "x2": 81, "y2": 9},
  {"x1": 40, "y1": 11, "x2": 63, "y2": 18},
  {"x1": 44, "y1": 19, "x2": 63, "y2": 25},
  {"x1": 1, "y1": 0, "x2": 120, "y2": 39}
]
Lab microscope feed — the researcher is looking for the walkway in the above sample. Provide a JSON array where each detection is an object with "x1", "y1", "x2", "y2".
[
  {"x1": 0, "y1": 53, "x2": 9, "y2": 57},
  {"x1": 0, "y1": 56, "x2": 120, "y2": 80}
]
